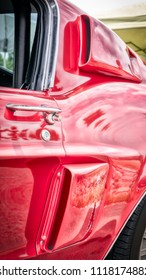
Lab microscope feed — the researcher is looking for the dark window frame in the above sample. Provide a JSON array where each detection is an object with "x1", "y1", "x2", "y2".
[{"x1": 0, "y1": 0, "x2": 60, "y2": 91}]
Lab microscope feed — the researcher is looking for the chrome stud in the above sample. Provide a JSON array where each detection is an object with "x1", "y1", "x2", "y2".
[{"x1": 41, "y1": 129, "x2": 51, "y2": 141}]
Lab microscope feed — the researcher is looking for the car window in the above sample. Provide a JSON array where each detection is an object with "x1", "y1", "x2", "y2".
[
  {"x1": 0, "y1": 13, "x2": 14, "y2": 72},
  {"x1": 0, "y1": 1, "x2": 37, "y2": 88}
]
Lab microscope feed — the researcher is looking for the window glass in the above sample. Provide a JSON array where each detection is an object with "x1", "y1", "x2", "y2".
[
  {"x1": 0, "y1": 14, "x2": 14, "y2": 71},
  {"x1": 31, "y1": 13, "x2": 37, "y2": 51},
  {"x1": 0, "y1": 13, "x2": 37, "y2": 73},
  {"x1": 0, "y1": 1, "x2": 37, "y2": 88}
]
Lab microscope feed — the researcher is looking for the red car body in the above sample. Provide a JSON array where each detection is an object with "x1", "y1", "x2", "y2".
[{"x1": 0, "y1": 0, "x2": 146, "y2": 259}]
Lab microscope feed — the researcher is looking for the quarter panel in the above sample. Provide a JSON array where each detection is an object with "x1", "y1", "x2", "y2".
[{"x1": 52, "y1": 82, "x2": 146, "y2": 259}]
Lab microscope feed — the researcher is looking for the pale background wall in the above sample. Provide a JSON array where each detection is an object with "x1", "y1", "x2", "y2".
[{"x1": 69, "y1": 0, "x2": 146, "y2": 60}]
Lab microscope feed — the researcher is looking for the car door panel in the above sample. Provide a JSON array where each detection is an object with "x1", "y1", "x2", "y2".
[{"x1": 0, "y1": 87, "x2": 64, "y2": 259}]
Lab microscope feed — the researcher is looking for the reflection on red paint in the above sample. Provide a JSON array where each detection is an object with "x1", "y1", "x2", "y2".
[
  {"x1": 84, "y1": 109, "x2": 105, "y2": 127},
  {"x1": 71, "y1": 166, "x2": 108, "y2": 208},
  {"x1": 0, "y1": 166, "x2": 33, "y2": 253},
  {"x1": 42, "y1": 163, "x2": 109, "y2": 251},
  {"x1": 0, "y1": 126, "x2": 60, "y2": 141},
  {"x1": 106, "y1": 159, "x2": 141, "y2": 204}
]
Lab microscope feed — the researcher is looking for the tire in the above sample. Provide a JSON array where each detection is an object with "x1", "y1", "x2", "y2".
[{"x1": 106, "y1": 195, "x2": 146, "y2": 260}]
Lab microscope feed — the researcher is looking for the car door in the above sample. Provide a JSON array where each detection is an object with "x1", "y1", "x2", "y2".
[{"x1": 0, "y1": 0, "x2": 64, "y2": 259}]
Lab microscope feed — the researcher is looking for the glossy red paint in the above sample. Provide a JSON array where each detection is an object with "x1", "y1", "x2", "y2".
[
  {"x1": 79, "y1": 17, "x2": 143, "y2": 82},
  {"x1": 1, "y1": 0, "x2": 146, "y2": 260}
]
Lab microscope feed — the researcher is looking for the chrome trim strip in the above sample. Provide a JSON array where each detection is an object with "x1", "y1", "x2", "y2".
[
  {"x1": 44, "y1": 0, "x2": 60, "y2": 89},
  {"x1": 25, "y1": 0, "x2": 60, "y2": 91},
  {"x1": 35, "y1": 0, "x2": 60, "y2": 90}
]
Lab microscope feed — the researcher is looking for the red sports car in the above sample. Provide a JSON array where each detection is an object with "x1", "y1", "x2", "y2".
[{"x1": 0, "y1": 0, "x2": 146, "y2": 260}]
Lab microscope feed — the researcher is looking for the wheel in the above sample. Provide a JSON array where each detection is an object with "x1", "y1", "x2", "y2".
[{"x1": 106, "y1": 195, "x2": 146, "y2": 260}]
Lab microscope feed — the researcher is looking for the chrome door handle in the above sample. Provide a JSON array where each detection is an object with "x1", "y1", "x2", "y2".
[
  {"x1": 6, "y1": 103, "x2": 61, "y2": 125},
  {"x1": 6, "y1": 103, "x2": 61, "y2": 114}
]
